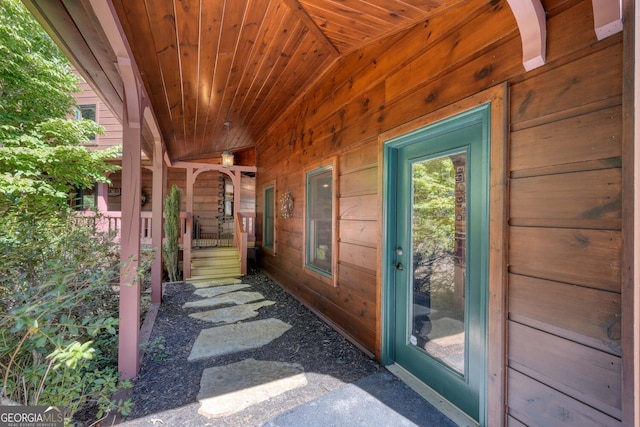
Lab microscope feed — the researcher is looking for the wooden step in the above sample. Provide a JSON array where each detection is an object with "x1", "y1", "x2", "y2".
[
  {"x1": 191, "y1": 257, "x2": 239, "y2": 268},
  {"x1": 191, "y1": 247, "x2": 239, "y2": 259},
  {"x1": 189, "y1": 246, "x2": 241, "y2": 282}
]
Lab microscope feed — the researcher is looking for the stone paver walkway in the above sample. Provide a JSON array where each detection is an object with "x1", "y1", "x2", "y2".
[
  {"x1": 119, "y1": 272, "x2": 459, "y2": 427},
  {"x1": 183, "y1": 278, "x2": 307, "y2": 417}
]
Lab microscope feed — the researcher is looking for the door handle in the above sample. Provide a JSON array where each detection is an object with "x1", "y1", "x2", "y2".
[{"x1": 395, "y1": 262, "x2": 404, "y2": 271}]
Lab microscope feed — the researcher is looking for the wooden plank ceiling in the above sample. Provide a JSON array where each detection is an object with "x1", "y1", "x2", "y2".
[{"x1": 34, "y1": 0, "x2": 468, "y2": 164}]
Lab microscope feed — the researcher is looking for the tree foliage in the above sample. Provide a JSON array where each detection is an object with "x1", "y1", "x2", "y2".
[
  {"x1": 412, "y1": 156, "x2": 456, "y2": 258},
  {"x1": 0, "y1": 0, "x2": 120, "y2": 218},
  {"x1": 0, "y1": 1, "x2": 128, "y2": 421}
]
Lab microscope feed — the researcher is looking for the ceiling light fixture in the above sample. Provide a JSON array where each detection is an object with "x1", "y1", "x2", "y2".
[{"x1": 221, "y1": 121, "x2": 234, "y2": 168}]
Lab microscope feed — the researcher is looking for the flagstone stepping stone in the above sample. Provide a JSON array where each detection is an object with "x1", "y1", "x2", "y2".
[
  {"x1": 198, "y1": 358, "x2": 307, "y2": 418},
  {"x1": 189, "y1": 300, "x2": 275, "y2": 324},
  {"x1": 182, "y1": 291, "x2": 264, "y2": 309},
  {"x1": 187, "y1": 318, "x2": 292, "y2": 361},
  {"x1": 194, "y1": 284, "x2": 250, "y2": 298},
  {"x1": 192, "y1": 278, "x2": 243, "y2": 289}
]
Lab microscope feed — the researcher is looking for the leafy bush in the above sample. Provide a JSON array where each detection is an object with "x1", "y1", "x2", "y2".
[{"x1": 0, "y1": 214, "x2": 145, "y2": 422}]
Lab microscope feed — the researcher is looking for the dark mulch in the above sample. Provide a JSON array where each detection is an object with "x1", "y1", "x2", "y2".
[{"x1": 119, "y1": 268, "x2": 383, "y2": 426}]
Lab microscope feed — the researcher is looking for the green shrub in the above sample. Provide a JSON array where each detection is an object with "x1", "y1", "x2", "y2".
[
  {"x1": 162, "y1": 185, "x2": 180, "y2": 282},
  {"x1": 0, "y1": 214, "x2": 145, "y2": 422}
]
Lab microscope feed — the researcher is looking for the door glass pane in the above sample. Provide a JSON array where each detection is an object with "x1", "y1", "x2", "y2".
[{"x1": 410, "y1": 151, "x2": 466, "y2": 375}]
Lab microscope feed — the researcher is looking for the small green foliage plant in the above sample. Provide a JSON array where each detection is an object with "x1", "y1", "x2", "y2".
[
  {"x1": 0, "y1": 216, "x2": 138, "y2": 423},
  {"x1": 163, "y1": 185, "x2": 181, "y2": 282}
]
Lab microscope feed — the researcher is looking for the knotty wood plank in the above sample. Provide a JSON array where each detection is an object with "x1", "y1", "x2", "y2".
[
  {"x1": 338, "y1": 241, "x2": 377, "y2": 271},
  {"x1": 239, "y1": 16, "x2": 307, "y2": 120},
  {"x1": 511, "y1": 42, "x2": 622, "y2": 125},
  {"x1": 385, "y1": 1, "x2": 516, "y2": 101},
  {"x1": 339, "y1": 194, "x2": 378, "y2": 220},
  {"x1": 281, "y1": 0, "x2": 339, "y2": 55},
  {"x1": 510, "y1": 168, "x2": 622, "y2": 224},
  {"x1": 509, "y1": 227, "x2": 621, "y2": 292},
  {"x1": 508, "y1": 368, "x2": 620, "y2": 427},
  {"x1": 382, "y1": 34, "x2": 522, "y2": 133},
  {"x1": 337, "y1": 261, "x2": 376, "y2": 302},
  {"x1": 175, "y1": 0, "x2": 200, "y2": 143},
  {"x1": 510, "y1": 106, "x2": 622, "y2": 171},
  {"x1": 338, "y1": 219, "x2": 377, "y2": 247},
  {"x1": 339, "y1": 166, "x2": 377, "y2": 197},
  {"x1": 509, "y1": 321, "x2": 622, "y2": 418},
  {"x1": 193, "y1": 0, "x2": 224, "y2": 150},
  {"x1": 509, "y1": 273, "x2": 621, "y2": 354},
  {"x1": 298, "y1": 0, "x2": 490, "y2": 130},
  {"x1": 231, "y1": 0, "x2": 290, "y2": 119}
]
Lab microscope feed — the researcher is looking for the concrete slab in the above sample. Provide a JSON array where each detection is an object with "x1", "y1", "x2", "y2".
[
  {"x1": 259, "y1": 371, "x2": 458, "y2": 427},
  {"x1": 193, "y1": 284, "x2": 250, "y2": 298},
  {"x1": 182, "y1": 291, "x2": 264, "y2": 309},
  {"x1": 189, "y1": 300, "x2": 276, "y2": 324},
  {"x1": 191, "y1": 278, "x2": 243, "y2": 288},
  {"x1": 187, "y1": 318, "x2": 292, "y2": 361},
  {"x1": 198, "y1": 358, "x2": 307, "y2": 418}
]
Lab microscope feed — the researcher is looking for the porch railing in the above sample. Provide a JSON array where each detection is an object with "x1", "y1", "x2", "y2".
[
  {"x1": 76, "y1": 210, "x2": 256, "y2": 276},
  {"x1": 74, "y1": 210, "x2": 187, "y2": 246},
  {"x1": 235, "y1": 212, "x2": 255, "y2": 276},
  {"x1": 192, "y1": 216, "x2": 234, "y2": 248}
]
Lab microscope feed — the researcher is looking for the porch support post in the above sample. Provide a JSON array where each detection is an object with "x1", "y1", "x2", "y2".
[
  {"x1": 151, "y1": 138, "x2": 164, "y2": 303},
  {"x1": 117, "y1": 57, "x2": 143, "y2": 380},
  {"x1": 183, "y1": 167, "x2": 194, "y2": 279},
  {"x1": 622, "y1": 0, "x2": 638, "y2": 423},
  {"x1": 96, "y1": 182, "x2": 108, "y2": 212},
  {"x1": 229, "y1": 170, "x2": 241, "y2": 218}
]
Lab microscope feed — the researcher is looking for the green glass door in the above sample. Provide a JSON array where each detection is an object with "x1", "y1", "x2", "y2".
[{"x1": 386, "y1": 106, "x2": 489, "y2": 422}]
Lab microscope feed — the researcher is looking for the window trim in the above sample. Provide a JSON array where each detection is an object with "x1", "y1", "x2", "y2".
[
  {"x1": 263, "y1": 181, "x2": 276, "y2": 255},
  {"x1": 303, "y1": 157, "x2": 338, "y2": 287}
]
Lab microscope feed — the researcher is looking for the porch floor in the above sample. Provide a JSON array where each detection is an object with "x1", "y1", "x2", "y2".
[{"x1": 118, "y1": 270, "x2": 459, "y2": 427}]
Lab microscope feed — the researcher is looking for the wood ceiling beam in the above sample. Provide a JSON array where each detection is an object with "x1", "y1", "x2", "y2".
[{"x1": 281, "y1": 0, "x2": 340, "y2": 56}]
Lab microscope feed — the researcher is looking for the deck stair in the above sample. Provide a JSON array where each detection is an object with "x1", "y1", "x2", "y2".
[{"x1": 189, "y1": 247, "x2": 241, "y2": 283}]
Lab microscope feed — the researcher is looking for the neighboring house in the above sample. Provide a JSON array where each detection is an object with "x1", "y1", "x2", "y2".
[{"x1": 24, "y1": 1, "x2": 638, "y2": 426}]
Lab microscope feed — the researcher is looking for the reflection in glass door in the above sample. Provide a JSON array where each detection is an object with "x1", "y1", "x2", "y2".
[{"x1": 411, "y1": 151, "x2": 467, "y2": 375}]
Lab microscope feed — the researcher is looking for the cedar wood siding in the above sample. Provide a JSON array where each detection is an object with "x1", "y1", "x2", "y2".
[
  {"x1": 255, "y1": 0, "x2": 625, "y2": 425},
  {"x1": 74, "y1": 73, "x2": 123, "y2": 150}
]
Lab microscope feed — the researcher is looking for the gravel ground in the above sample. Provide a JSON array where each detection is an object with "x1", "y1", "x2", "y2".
[{"x1": 119, "y1": 268, "x2": 383, "y2": 426}]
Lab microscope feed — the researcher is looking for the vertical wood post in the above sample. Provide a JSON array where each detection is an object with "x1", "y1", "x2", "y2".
[
  {"x1": 622, "y1": 0, "x2": 639, "y2": 424},
  {"x1": 183, "y1": 167, "x2": 194, "y2": 279},
  {"x1": 96, "y1": 182, "x2": 108, "y2": 212},
  {"x1": 151, "y1": 138, "x2": 164, "y2": 303},
  {"x1": 118, "y1": 97, "x2": 142, "y2": 380}
]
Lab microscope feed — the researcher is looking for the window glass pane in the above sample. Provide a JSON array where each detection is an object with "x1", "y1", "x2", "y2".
[
  {"x1": 264, "y1": 186, "x2": 274, "y2": 251},
  {"x1": 78, "y1": 104, "x2": 96, "y2": 141},
  {"x1": 306, "y1": 168, "x2": 332, "y2": 276}
]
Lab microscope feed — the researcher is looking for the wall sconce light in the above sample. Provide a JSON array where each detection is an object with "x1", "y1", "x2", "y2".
[{"x1": 221, "y1": 121, "x2": 234, "y2": 168}]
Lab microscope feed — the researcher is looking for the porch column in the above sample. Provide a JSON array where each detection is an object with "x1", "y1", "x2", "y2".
[
  {"x1": 183, "y1": 167, "x2": 194, "y2": 279},
  {"x1": 151, "y1": 138, "x2": 165, "y2": 303},
  {"x1": 118, "y1": 58, "x2": 143, "y2": 380},
  {"x1": 96, "y1": 182, "x2": 108, "y2": 212},
  {"x1": 230, "y1": 170, "x2": 241, "y2": 218}
]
